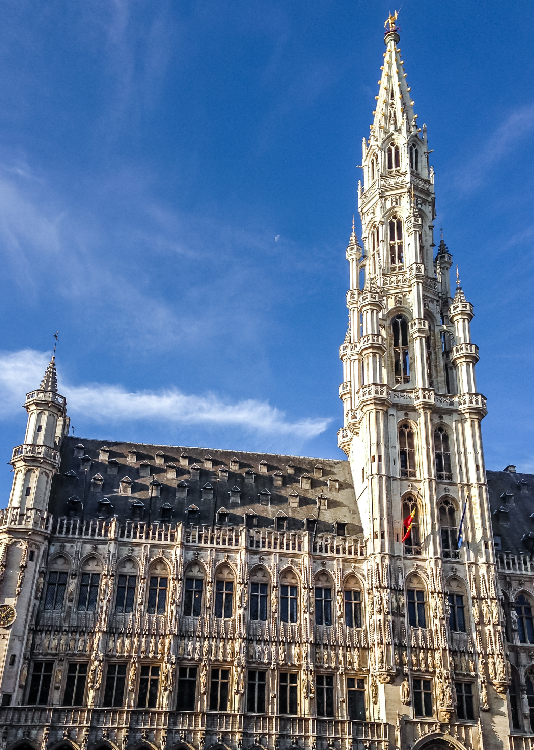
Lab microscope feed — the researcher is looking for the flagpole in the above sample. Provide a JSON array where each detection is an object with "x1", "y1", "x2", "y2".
[{"x1": 457, "y1": 494, "x2": 468, "y2": 550}]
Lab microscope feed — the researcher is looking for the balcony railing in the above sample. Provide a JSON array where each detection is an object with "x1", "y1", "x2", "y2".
[
  {"x1": 25, "y1": 390, "x2": 66, "y2": 408},
  {"x1": 0, "y1": 507, "x2": 52, "y2": 531},
  {"x1": 11, "y1": 443, "x2": 60, "y2": 464},
  {"x1": 497, "y1": 552, "x2": 534, "y2": 574}
]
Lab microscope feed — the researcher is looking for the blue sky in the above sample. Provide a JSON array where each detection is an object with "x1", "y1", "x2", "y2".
[{"x1": 0, "y1": 0, "x2": 533, "y2": 501}]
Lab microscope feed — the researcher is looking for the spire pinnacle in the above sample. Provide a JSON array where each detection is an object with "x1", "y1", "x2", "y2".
[
  {"x1": 456, "y1": 265, "x2": 460, "y2": 288},
  {"x1": 39, "y1": 356, "x2": 58, "y2": 393},
  {"x1": 454, "y1": 265, "x2": 466, "y2": 302}
]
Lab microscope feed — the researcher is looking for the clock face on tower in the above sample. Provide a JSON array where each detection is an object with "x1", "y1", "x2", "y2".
[{"x1": 0, "y1": 605, "x2": 16, "y2": 628}]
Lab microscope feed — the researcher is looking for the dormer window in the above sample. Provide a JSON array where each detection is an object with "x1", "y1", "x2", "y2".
[
  {"x1": 259, "y1": 460, "x2": 268, "y2": 474},
  {"x1": 300, "y1": 473, "x2": 312, "y2": 490},
  {"x1": 204, "y1": 455, "x2": 213, "y2": 470},
  {"x1": 246, "y1": 512, "x2": 258, "y2": 528},
  {"x1": 335, "y1": 522, "x2": 347, "y2": 536},
  {"x1": 276, "y1": 516, "x2": 288, "y2": 532},
  {"x1": 149, "y1": 479, "x2": 161, "y2": 497},
  {"x1": 229, "y1": 486, "x2": 241, "y2": 504},
  {"x1": 91, "y1": 474, "x2": 104, "y2": 492},
  {"x1": 273, "y1": 471, "x2": 283, "y2": 487},
  {"x1": 387, "y1": 142, "x2": 400, "y2": 170},
  {"x1": 317, "y1": 494, "x2": 328, "y2": 511},
  {"x1": 180, "y1": 452, "x2": 189, "y2": 467},
  {"x1": 190, "y1": 464, "x2": 201, "y2": 481},
  {"x1": 155, "y1": 451, "x2": 165, "y2": 466},
  {"x1": 166, "y1": 463, "x2": 177, "y2": 479},
  {"x1": 99, "y1": 447, "x2": 110, "y2": 462},
  {"x1": 80, "y1": 454, "x2": 91, "y2": 468},
  {"x1": 131, "y1": 500, "x2": 144, "y2": 520},
  {"x1": 389, "y1": 217, "x2": 404, "y2": 270},
  {"x1": 288, "y1": 491, "x2": 300, "y2": 509},
  {"x1": 139, "y1": 462, "x2": 151, "y2": 478},
  {"x1": 409, "y1": 142, "x2": 419, "y2": 172},
  {"x1": 201, "y1": 483, "x2": 214, "y2": 501},
  {"x1": 160, "y1": 503, "x2": 172, "y2": 522},
  {"x1": 127, "y1": 450, "x2": 137, "y2": 463},
  {"x1": 287, "y1": 462, "x2": 295, "y2": 475},
  {"x1": 245, "y1": 469, "x2": 255, "y2": 484},
  {"x1": 176, "y1": 480, "x2": 188, "y2": 499},
  {"x1": 97, "y1": 497, "x2": 113, "y2": 518},
  {"x1": 74, "y1": 444, "x2": 85, "y2": 458},
  {"x1": 314, "y1": 465, "x2": 323, "y2": 478},
  {"x1": 306, "y1": 518, "x2": 317, "y2": 534},
  {"x1": 218, "y1": 467, "x2": 229, "y2": 480},
  {"x1": 107, "y1": 459, "x2": 119, "y2": 475},
  {"x1": 230, "y1": 457, "x2": 240, "y2": 471},
  {"x1": 217, "y1": 509, "x2": 229, "y2": 525},
  {"x1": 120, "y1": 476, "x2": 133, "y2": 495},
  {"x1": 258, "y1": 489, "x2": 271, "y2": 506},
  {"x1": 187, "y1": 505, "x2": 199, "y2": 523},
  {"x1": 68, "y1": 496, "x2": 82, "y2": 517}
]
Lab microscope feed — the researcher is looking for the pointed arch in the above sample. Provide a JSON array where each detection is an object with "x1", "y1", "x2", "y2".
[
  {"x1": 279, "y1": 566, "x2": 300, "y2": 624},
  {"x1": 399, "y1": 421, "x2": 417, "y2": 478},
  {"x1": 392, "y1": 316, "x2": 410, "y2": 383},
  {"x1": 249, "y1": 565, "x2": 270, "y2": 622},
  {"x1": 214, "y1": 562, "x2": 235, "y2": 619},
  {"x1": 405, "y1": 571, "x2": 427, "y2": 629}
]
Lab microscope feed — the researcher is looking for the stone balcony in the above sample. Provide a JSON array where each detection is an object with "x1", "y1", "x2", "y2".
[
  {"x1": 11, "y1": 443, "x2": 60, "y2": 466},
  {"x1": 25, "y1": 389, "x2": 66, "y2": 408}
]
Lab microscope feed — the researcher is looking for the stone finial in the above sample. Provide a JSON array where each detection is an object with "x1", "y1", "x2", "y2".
[{"x1": 39, "y1": 356, "x2": 58, "y2": 393}]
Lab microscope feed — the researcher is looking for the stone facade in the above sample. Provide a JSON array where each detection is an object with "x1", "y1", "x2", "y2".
[{"x1": 0, "y1": 16, "x2": 532, "y2": 750}]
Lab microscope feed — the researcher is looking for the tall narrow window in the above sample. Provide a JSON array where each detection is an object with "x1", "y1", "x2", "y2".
[
  {"x1": 510, "y1": 668, "x2": 521, "y2": 729},
  {"x1": 392, "y1": 317, "x2": 410, "y2": 383},
  {"x1": 147, "y1": 577, "x2": 167, "y2": 615},
  {"x1": 370, "y1": 158, "x2": 376, "y2": 181},
  {"x1": 402, "y1": 498, "x2": 420, "y2": 555},
  {"x1": 177, "y1": 666, "x2": 197, "y2": 711},
  {"x1": 435, "y1": 427, "x2": 452, "y2": 480},
  {"x1": 279, "y1": 673, "x2": 298, "y2": 714},
  {"x1": 389, "y1": 217, "x2": 404, "y2": 269},
  {"x1": 455, "y1": 682, "x2": 474, "y2": 720},
  {"x1": 516, "y1": 595, "x2": 534, "y2": 643},
  {"x1": 137, "y1": 665, "x2": 160, "y2": 708},
  {"x1": 370, "y1": 226, "x2": 380, "y2": 275},
  {"x1": 215, "y1": 580, "x2": 234, "y2": 618},
  {"x1": 44, "y1": 571, "x2": 68, "y2": 611},
  {"x1": 387, "y1": 143, "x2": 400, "y2": 170},
  {"x1": 409, "y1": 143, "x2": 419, "y2": 172},
  {"x1": 63, "y1": 662, "x2": 88, "y2": 706},
  {"x1": 27, "y1": 662, "x2": 53, "y2": 705},
  {"x1": 440, "y1": 499, "x2": 458, "y2": 558},
  {"x1": 210, "y1": 668, "x2": 230, "y2": 711},
  {"x1": 250, "y1": 582, "x2": 268, "y2": 621},
  {"x1": 281, "y1": 584, "x2": 298, "y2": 623},
  {"x1": 184, "y1": 578, "x2": 203, "y2": 617},
  {"x1": 347, "y1": 678, "x2": 366, "y2": 720},
  {"x1": 425, "y1": 332, "x2": 434, "y2": 387},
  {"x1": 407, "y1": 588, "x2": 426, "y2": 628},
  {"x1": 399, "y1": 422, "x2": 416, "y2": 477},
  {"x1": 103, "y1": 664, "x2": 127, "y2": 707},
  {"x1": 413, "y1": 678, "x2": 433, "y2": 717},
  {"x1": 315, "y1": 586, "x2": 332, "y2": 626},
  {"x1": 247, "y1": 670, "x2": 266, "y2": 713},
  {"x1": 448, "y1": 594, "x2": 466, "y2": 632},
  {"x1": 316, "y1": 675, "x2": 334, "y2": 717},
  {"x1": 77, "y1": 573, "x2": 100, "y2": 611},
  {"x1": 345, "y1": 590, "x2": 362, "y2": 628},
  {"x1": 115, "y1": 574, "x2": 136, "y2": 613}
]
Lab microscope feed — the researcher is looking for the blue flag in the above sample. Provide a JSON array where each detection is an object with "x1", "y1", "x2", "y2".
[{"x1": 457, "y1": 496, "x2": 468, "y2": 549}]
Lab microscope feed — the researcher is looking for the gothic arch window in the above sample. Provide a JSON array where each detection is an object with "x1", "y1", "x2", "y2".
[
  {"x1": 115, "y1": 558, "x2": 138, "y2": 614},
  {"x1": 515, "y1": 594, "x2": 534, "y2": 643},
  {"x1": 387, "y1": 142, "x2": 401, "y2": 170},
  {"x1": 392, "y1": 315, "x2": 410, "y2": 384},
  {"x1": 435, "y1": 426, "x2": 453, "y2": 480},
  {"x1": 314, "y1": 571, "x2": 333, "y2": 626},
  {"x1": 409, "y1": 142, "x2": 419, "y2": 172},
  {"x1": 344, "y1": 574, "x2": 362, "y2": 628},
  {"x1": 215, "y1": 564, "x2": 235, "y2": 619},
  {"x1": 402, "y1": 496, "x2": 421, "y2": 555},
  {"x1": 526, "y1": 668, "x2": 534, "y2": 733},
  {"x1": 250, "y1": 566, "x2": 270, "y2": 622},
  {"x1": 280, "y1": 568, "x2": 299, "y2": 624},
  {"x1": 399, "y1": 422, "x2": 416, "y2": 478},
  {"x1": 447, "y1": 577, "x2": 466, "y2": 632},
  {"x1": 44, "y1": 555, "x2": 70, "y2": 611},
  {"x1": 406, "y1": 575, "x2": 427, "y2": 629},
  {"x1": 147, "y1": 559, "x2": 169, "y2": 615},
  {"x1": 388, "y1": 216, "x2": 404, "y2": 270},
  {"x1": 439, "y1": 498, "x2": 458, "y2": 558},
  {"x1": 370, "y1": 226, "x2": 380, "y2": 275},
  {"x1": 183, "y1": 561, "x2": 204, "y2": 618},
  {"x1": 77, "y1": 556, "x2": 102, "y2": 612}
]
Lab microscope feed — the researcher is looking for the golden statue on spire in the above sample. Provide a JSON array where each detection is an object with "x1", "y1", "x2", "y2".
[{"x1": 384, "y1": 10, "x2": 399, "y2": 31}]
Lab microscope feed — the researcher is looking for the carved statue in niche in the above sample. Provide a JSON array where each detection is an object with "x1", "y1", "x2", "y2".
[
  {"x1": 401, "y1": 678, "x2": 410, "y2": 705},
  {"x1": 371, "y1": 677, "x2": 378, "y2": 704},
  {"x1": 128, "y1": 661, "x2": 137, "y2": 692},
  {"x1": 200, "y1": 663, "x2": 207, "y2": 694}
]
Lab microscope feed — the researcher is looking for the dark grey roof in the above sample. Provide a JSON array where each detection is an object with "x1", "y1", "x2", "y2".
[
  {"x1": 50, "y1": 436, "x2": 362, "y2": 536},
  {"x1": 487, "y1": 469, "x2": 534, "y2": 555}
]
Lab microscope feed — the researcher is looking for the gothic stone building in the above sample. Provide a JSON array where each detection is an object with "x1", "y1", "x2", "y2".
[{"x1": 0, "y1": 18, "x2": 532, "y2": 750}]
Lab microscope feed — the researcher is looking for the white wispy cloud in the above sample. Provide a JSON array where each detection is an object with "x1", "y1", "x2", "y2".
[{"x1": 0, "y1": 349, "x2": 331, "y2": 441}]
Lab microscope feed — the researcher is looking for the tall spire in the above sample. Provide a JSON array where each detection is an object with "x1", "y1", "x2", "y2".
[
  {"x1": 371, "y1": 11, "x2": 417, "y2": 142},
  {"x1": 39, "y1": 356, "x2": 58, "y2": 393}
]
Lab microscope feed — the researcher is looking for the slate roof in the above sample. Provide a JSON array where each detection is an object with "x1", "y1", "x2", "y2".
[
  {"x1": 487, "y1": 469, "x2": 534, "y2": 556},
  {"x1": 49, "y1": 436, "x2": 362, "y2": 536}
]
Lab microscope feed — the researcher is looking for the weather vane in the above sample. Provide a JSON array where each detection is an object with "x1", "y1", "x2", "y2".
[
  {"x1": 456, "y1": 266, "x2": 461, "y2": 288},
  {"x1": 53, "y1": 331, "x2": 59, "y2": 357}
]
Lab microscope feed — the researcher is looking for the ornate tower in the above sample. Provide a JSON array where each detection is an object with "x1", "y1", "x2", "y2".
[
  {"x1": 338, "y1": 15, "x2": 510, "y2": 738},
  {"x1": 0, "y1": 357, "x2": 68, "y2": 705}
]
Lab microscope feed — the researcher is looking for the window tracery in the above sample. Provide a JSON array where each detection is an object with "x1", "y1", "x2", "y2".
[
  {"x1": 435, "y1": 426, "x2": 452, "y2": 480},
  {"x1": 399, "y1": 422, "x2": 416, "y2": 477},
  {"x1": 392, "y1": 315, "x2": 410, "y2": 383},
  {"x1": 439, "y1": 498, "x2": 458, "y2": 558},
  {"x1": 402, "y1": 496, "x2": 421, "y2": 555},
  {"x1": 388, "y1": 217, "x2": 404, "y2": 270}
]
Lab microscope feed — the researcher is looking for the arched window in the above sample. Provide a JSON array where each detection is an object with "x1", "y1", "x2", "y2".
[
  {"x1": 344, "y1": 574, "x2": 362, "y2": 628},
  {"x1": 447, "y1": 578, "x2": 466, "y2": 632},
  {"x1": 515, "y1": 594, "x2": 534, "y2": 643},
  {"x1": 215, "y1": 564, "x2": 235, "y2": 619},
  {"x1": 115, "y1": 558, "x2": 138, "y2": 614},
  {"x1": 439, "y1": 498, "x2": 458, "y2": 558},
  {"x1": 370, "y1": 158, "x2": 376, "y2": 181},
  {"x1": 147, "y1": 560, "x2": 169, "y2": 615},
  {"x1": 280, "y1": 569, "x2": 299, "y2": 623},
  {"x1": 250, "y1": 566, "x2": 269, "y2": 622},
  {"x1": 392, "y1": 315, "x2": 410, "y2": 384},
  {"x1": 435, "y1": 427, "x2": 452, "y2": 480},
  {"x1": 184, "y1": 561, "x2": 204, "y2": 618},
  {"x1": 77, "y1": 556, "x2": 101, "y2": 612},
  {"x1": 387, "y1": 142, "x2": 400, "y2": 170},
  {"x1": 315, "y1": 571, "x2": 333, "y2": 626},
  {"x1": 526, "y1": 669, "x2": 534, "y2": 733},
  {"x1": 399, "y1": 423, "x2": 416, "y2": 478},
  {"x1": 402, "y1": 496, "x2": 420, "y2": 555},
  {"x1": 406, "y1": 577, "x2": 426, "y2": 628},
  {"x1": 409, "y1": 142, "x2": 419, "y2": 172},
  {"x1": 44, "y1": 555, "x2": 69, "y2": 611},
  {"x1": 388, "y1": 217, "x2": 404, "y2": 269},
  {"x1": 370, "y1": 226, "x2": 380, "y2": 275}
]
